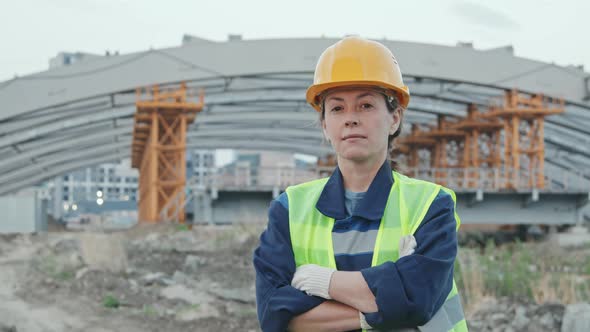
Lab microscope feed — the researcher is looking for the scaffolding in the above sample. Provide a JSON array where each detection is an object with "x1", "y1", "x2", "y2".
[
  {"x1": 132, "y1": 83, "x2": 204, "y2": 223},
  {"x1": 480, "y1": 89, "x2": 564, "y2": 189},
  {"x1": 449, "y1": 104, "x2": 503, "y2": 188},
  {"x1": 395, "y1": 89, "x2": 565, "y2": 190}
]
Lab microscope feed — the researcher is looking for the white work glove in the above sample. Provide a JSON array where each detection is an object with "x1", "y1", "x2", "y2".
[
  {"x1": 399, "y1": 235, "x2": 417, "y2": 258},
  {"x1": 291, "y1": 264, "x2": 336, "y2": 299},
  {"x1": 360, "y1": 311, "x2": 373, "y2": 330}
]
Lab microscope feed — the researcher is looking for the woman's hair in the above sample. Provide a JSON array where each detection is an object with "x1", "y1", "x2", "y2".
[
  {"x1": 320, "y1": 92, "x2": 405, "y2": 169},
  {"x1": 384, "y1": 95, "x2": 404, "y2": 171}
]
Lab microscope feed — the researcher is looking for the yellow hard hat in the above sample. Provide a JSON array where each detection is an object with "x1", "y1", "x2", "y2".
[{"x1": 306, "y1": 36, "x2": 410, "y2": 112}]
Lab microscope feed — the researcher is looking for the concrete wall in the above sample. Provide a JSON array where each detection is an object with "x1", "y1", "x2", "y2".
[
  {"x1": 456, "y1": 192, "x2": 588, "y2": 225},
  {"x1": 212, "y1": 192, "x2": 272, "y2": 224},
  {"x1": 0, "y1": 190, "x2": 45, "y2": 233},
  {"x1": 188, "y1": 190, "x2": 273, "y2": 224}
]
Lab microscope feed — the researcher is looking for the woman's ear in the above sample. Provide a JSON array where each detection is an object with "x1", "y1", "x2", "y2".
[{"x1": 390, "y1": 108, "x2": 402, "y2": 135}]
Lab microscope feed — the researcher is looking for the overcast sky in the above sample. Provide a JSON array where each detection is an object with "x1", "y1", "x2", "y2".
[{"x1": 1, "y1": 0, "x2": 588, "y2": 82}]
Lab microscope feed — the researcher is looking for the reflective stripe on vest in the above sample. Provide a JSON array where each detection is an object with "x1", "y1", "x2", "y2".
[{"x1": 286, "y1": 171, "x2": 468, "y2": 332}]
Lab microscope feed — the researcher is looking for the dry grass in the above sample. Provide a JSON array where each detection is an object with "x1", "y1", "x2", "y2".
[
  {"x1": 456, "y1": 249, "x2": 490, "y2": 316},
  {"x1": 456, "y1": 240, "x2": 590, "y2": 312},
  {"x1": 531, "y1": 273, "x2": 589, "y2": 305}
]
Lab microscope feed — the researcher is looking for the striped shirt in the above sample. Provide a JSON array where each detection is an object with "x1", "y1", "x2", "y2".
[{"x1": 335, "y1": 189, "x2": 376, "y2": 271}]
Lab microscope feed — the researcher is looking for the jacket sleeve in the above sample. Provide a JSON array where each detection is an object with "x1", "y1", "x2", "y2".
[
  {"x1": 253, "y1": 193, "x2": 325, "y2": 332},
  {"x1": 360, "y1": 190, "x2": 458, "y2": 329}
]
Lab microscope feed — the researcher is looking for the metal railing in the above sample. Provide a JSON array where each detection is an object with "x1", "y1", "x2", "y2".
[
  {"x1": 202, "y1": 165, "x2": 590, "y2": 193},
  {"x1": 208, "y1": 165, "x2": 323, "y2": 190},
  {"x1": 404, "y1": 167, "x2": 590, "y2": 193}
]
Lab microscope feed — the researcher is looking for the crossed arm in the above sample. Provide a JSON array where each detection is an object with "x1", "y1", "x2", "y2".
[
  {"x1": 288, "y1": 270, "x2": 377, "y2": 331},
  {"x1": 253, "y1": 198, "x2": 377, "y2": 331},
  {"x1": 289, "y1": 234, "x2": 418, "y2": 331},
  {"x1": 288, "y1": 300, "x2": 361, "y2": 332}
]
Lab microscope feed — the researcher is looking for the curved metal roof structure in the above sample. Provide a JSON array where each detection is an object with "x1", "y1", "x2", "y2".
[{"x1": 1, "y1": 36, "x2": 589, "y2": 195}]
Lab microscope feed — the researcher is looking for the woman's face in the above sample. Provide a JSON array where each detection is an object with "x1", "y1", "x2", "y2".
[{"x1": 322, "y1": 88, "x2": 401, "y2": 164}]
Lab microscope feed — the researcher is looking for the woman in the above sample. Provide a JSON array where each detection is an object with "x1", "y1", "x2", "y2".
[{"x1": 253, "y1": 36, "x2": 467, "y2": 332}]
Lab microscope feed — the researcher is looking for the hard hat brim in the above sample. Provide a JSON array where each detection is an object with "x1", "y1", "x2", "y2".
[{"x1": 306, "y1": 80, "x2": 410, "y2": 112}]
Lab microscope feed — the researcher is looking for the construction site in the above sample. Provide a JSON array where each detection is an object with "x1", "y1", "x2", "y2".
[{"x1": 1, "y1": 34, "x2": 590, "y2": 331}]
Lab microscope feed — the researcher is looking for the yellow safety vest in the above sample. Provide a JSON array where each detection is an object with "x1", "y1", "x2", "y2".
[{"x1": 286, "y1": 171, "x2": 468, "y2": 332}]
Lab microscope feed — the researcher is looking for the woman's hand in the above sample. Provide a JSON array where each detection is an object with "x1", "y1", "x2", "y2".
[
  {"x1": 291, "y1": 264, "x2": 336, "y2": 299},
  {"x1": 399, "y1": 235, "x2": 417, "y2": 257}
]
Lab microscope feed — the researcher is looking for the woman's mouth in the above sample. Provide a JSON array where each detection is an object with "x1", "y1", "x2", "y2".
[{"x1": 342, "y1": 134, "x2": 367, "y2": 141}]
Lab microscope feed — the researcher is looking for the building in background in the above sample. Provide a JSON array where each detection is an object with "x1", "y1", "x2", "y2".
[
  {"x1": 187, "y1": 149, "x2": 216, "y2": 186},
  {"x1": 215, "y1": 150, "x2": 315, "y2": 190},
  {"x1": 47, "y1": 150, "x2": 216, "y2": 217}
]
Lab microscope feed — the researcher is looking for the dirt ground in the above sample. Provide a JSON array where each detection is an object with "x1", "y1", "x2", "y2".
[
  {"x1": 1, "y1": 223, "x2": 588, "y2": 332},
  {"x1": 0, "y1": 223, "x2": 263, "y2": 332}
]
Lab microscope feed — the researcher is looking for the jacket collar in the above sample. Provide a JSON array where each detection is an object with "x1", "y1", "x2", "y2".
[{"x1": 316, "y1": 161, "x2": 394, "y2": 221}]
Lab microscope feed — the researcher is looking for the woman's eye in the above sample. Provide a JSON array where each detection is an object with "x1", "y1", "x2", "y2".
[
  {"x1": 360, "y1": 103, "x2": 374, "y2": 110},
  {"x1": 331, "y1": 106, "x2": 343, "y2": 112}
]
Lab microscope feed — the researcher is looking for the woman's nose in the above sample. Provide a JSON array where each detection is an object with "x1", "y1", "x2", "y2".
[{"x1": 345, "y1": 119, "x2": 359, "y2": 127}]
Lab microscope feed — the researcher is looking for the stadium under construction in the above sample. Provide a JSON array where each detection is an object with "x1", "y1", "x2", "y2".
[{"x1": 0, "y1": 35, "x2": 589, "y2": 231}]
